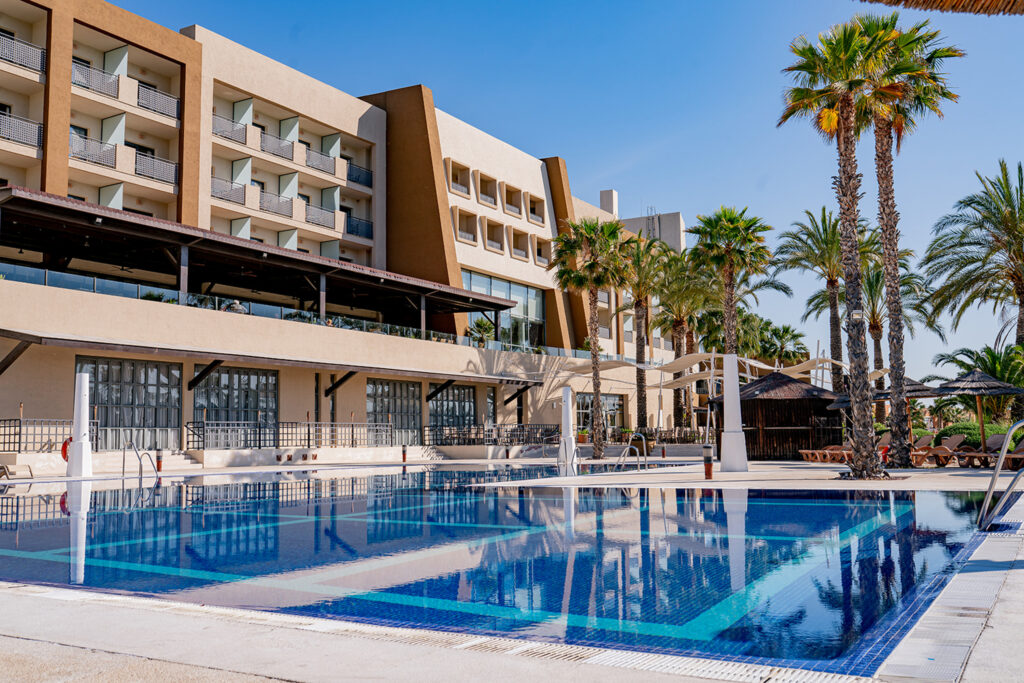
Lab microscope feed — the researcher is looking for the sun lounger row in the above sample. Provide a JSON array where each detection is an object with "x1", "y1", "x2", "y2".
[{"x1": 799, "y1": 432, "x2": 1022, "y2": 469}]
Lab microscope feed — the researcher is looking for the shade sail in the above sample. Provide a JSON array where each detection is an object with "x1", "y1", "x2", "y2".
[
  {"x1": 652, "y1": 370, "x2": 717, "y2": 390},
  {"x1": 564, "y1": 359, "x2": 636, "y2": 375}
]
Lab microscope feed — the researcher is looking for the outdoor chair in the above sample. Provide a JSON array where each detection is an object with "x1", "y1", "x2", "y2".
[
  {"x1": 999, "y1": 442, "x2": 1024, "y2": 471},
  {"x1": 957, "y1": 433, "x2": 1008, "y2": 469},
  {"x1": 0, "y1": 464, "x2": 33, "y2": 480},
  {"x1": 910, "y1": 434, "x2": 965, "y2": 468}
]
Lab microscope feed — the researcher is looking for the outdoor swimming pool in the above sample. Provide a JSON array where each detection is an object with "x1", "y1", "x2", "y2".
[{"x1": 0, "y1": 466, "x2": 996, "y2": 675}]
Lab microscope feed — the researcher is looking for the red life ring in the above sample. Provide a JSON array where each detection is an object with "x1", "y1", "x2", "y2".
[
  {"x1": 61, "y1": 437, "x2": 72, "y2": 462},
  {"x1": 59, "y1": 491, "x2": 69, "y2": 516}
]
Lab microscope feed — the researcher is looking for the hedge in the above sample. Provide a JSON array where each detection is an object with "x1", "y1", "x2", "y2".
[{"x1": 933, "y1": 421, "x2": 1012, "y2": 449}]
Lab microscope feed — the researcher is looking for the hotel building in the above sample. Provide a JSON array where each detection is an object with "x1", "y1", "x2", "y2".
[{"x1": 0, "y1": 0, "x2": 689, "y2": 471}]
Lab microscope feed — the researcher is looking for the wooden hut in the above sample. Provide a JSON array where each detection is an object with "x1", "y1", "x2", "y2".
[{"x1": 710, "y1": 372, "x2": 841, "y2": 461}]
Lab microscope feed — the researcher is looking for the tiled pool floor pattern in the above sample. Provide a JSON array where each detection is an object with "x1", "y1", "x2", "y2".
[{"x1": 0, "y1": 469, "x2": 996, "y2": 677}]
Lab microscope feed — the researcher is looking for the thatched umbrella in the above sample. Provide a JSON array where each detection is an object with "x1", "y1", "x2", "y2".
[
  {"x1": 935, "y1": 370, "x2": 1024, "y2": 448},
  {"x1": 861, "y1": 0, "x2": 1024, "y2": 15},
  {"x1": 827, "y1": 378, "x2": 941, "y2": 409}
]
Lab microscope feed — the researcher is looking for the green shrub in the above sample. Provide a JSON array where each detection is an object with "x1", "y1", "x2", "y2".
[
  {"x1": 875, "y1": 423, "x2": 889, "y2": 434},
  {"x1": 913, "y1": 428, "x2": 932, "y2": 442},
  {"x1": 933, "y1": 421, "x2": 1011, "y2": 449}
]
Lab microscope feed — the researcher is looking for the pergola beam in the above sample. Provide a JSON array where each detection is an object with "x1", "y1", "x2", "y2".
[
  {"x1": 0, "y1": 340, "x2": 32, "y2": 377},
  {"x1": 426, "y1": 379, "x2": 455, "y2": 402},
  {"x1": 323, "y1": 370, "x2": 356, "y2": 397},
  {"x1": 187, "y1": 359, "x2": 224, "y2": 391},
  {"x1": 503, "y1": 385, "x2": 530, "y2": 406}
]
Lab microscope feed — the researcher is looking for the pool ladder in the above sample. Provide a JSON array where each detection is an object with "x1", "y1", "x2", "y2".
[
  {"x1": 121, "y1": 432, "x2": 159, "y2": 480},
  {"x1": 615, "y1": 432, "x2": 648, "y2": 471},
  {"x1": 978, "y1": 418, "x2": 1024, "y2": 530}
]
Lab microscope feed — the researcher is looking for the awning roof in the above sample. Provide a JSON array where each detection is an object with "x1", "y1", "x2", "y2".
[{"x1": 0, "y1": 326, "x2": 540, "y2": 387}]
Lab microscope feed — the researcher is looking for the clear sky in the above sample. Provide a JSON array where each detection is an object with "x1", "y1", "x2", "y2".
[{"x1": 120, "y1": 0, "x2": 1024, "y2": 382}]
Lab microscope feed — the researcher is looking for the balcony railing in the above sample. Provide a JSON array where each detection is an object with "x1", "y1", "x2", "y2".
[
  {"x1": 598, "y1": 290, "x2": 610, "y2": 304},
  {"x1": 451, "y1": 181, "x2": 469, "y2": 195},
  {"x1": 599, "y1": 326, "x2": 612, "y2": 340},
  {"x1": 69, "y1": 132, "x2": 115, "y2": 168},
  {"x1": 486, "y1": 239, "x2": 502, "y2": 251},
  {"x1": 260, "y1": 131, "x2": 293, "y2": 159},
  {"x1": 0, "y1": 33, "x2": 45, "y2": 72},
  {"x1": 511, "y1": 246, "x2": 527, "y2": 259},
  {"x1": 137, "y1": 83, "x2": 179, "y2": 119},
  {"x1": 260, "y1": 189, "x2": 292, "y2": 216},
  {"x1": 346, "y1": 215, "x2": 373, "y2": 240},
  {"x1": 347, "y1": 162, "x2": 373, "y2": 187},
  {"x1": 505, "y1": 202, "x2": 521, "y2": 215},
  {"x1": 529, "y1": 211, "x2": 544, "y2": 223},
  {"x1": 185, "y1": 420, "x2": 394, "y2": 450},
  {"x1": 134, "y1": 152, "x2": 178, "y2": 184},
  {"x1": 304, "y1": 203, "x2": 334, "y2": 229},
  {"x1": 210, "y1": 176, "x2": 246, "y2": 204},
  {"x1": 305, "y1": 147, "x2": 335, "y2": 174},
  {"x1": 212, "y1": 114, "x2": 246, "y2": 143},
  {"x1": 71, "y1": 61, "x2": 118, "y2": 98},
  {"x1": 0, "y1": 111, "x2": 42, "y2": 147},
  {"x1": 422, "y1": 424, "x2": 559, "y2": 447},
  {"x1": 480, "y1": 192, "x2": 496, "y2": 205}
]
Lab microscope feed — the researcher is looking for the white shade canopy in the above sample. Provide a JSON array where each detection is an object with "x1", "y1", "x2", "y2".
[
  {"x1": 651, "y1": 370, "x2": 719, "y2": 390},
  {"x1": 780, "y1": 356, "x2": 847, "y2": 376},
  {"x1": 563, "y1": 359, "x2": 635, "y2": 375}
]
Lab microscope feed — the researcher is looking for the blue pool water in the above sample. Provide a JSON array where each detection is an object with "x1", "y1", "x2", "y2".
[{"x1": 0, "y1": 466, "x2": 994, "y2": 675}]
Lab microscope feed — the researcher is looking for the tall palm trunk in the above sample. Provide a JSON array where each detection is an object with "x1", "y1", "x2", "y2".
[
  {"x1": 871, "y1": 327, "x2": 885, "y2": 423},
  {"x1": 722, "y1": 264, "x2": 737, "y2": 355},
  {"x1": 827, "y1": 280, "x2": 845, "y2": 393},
  {"x1": 1013, "y1": 288, "x2": 1024, "y2": 422},
  {"x1": 672, "y1": 320, "x2": 685, "y2": 429},
  {"x1": 836, "y1": 93, "x2": 881, "y2": 478},
  {"x1": 588, "y1": 286, "x2": 605, "y2": 459},
  {"x1": 635, "y1": 300, "x2": 648, "y2": 430},
  {"x1": 685, "y1": 327, "x2": 697, "y2": 429},
  {"x1": 874, "y1": 116, "x2": 910, "y2": 467}
]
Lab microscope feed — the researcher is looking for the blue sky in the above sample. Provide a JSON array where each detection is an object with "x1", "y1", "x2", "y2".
[{"x1": 122, "y1": 0, "x2": 1024, "y2": 382}]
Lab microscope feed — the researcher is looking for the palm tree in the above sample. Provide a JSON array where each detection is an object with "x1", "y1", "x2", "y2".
[
  {"x1": 776, "y1": 207, "x2": 877, "y2": 392},
  {"x1": 923, "y1": 345, "x2": 1024, "y2": 423},
  {"x1": 761, "y1": 324, "x2": 809, "y2": 366},
  {"x1": 688, "y1": 206, "x2": 774, "y2": 356},
  {"x1": 653, "y1": 252, "x2": 716, "y2": 429},
  {"x1": 696, "y1": 309, "x2": 765, "y2": 358},
  {"x1": 780, "y1": 21, "x2": 887, "y2": 478},
  {"x1": 858, "y1": 12, "x2": 964, "y2": 467},
  {"x1": 549, "y1": 218, "x2": 625, "y2": 459},
  {"x1": 616, "y1": 236, "x2": 667, "y2": 431}
]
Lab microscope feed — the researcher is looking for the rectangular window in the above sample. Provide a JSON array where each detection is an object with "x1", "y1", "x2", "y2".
[
  {"x1": 250, "y1": 179, "x2": 265, "y2": 192},
  {"x1": 297, "y1": 193, "x2": 311, "y2": 205},
  {"x1": 0, "y1": 103, "x2": 10, "y2": 116},
  {"x1": 462, "y1": 270, "x2": 545, "y2": 350},
  {"x1": 125, "y1": 141, "x2": 155, "y2": 157},
  {"x1": 124, "y1": 208, "x2": 153, "y2": 217},
  {"x1": 486, "y1": 387, "x2": 497, "y2": 426},
  {"x1": 75, "y1": 355, "x2": 182, "y2": 451},
  {"x1": 69, "y1": 124, "x2": 88, "y2": 138},
  {"x1": 428, "y1": 383, "x2": 476, "y2": 428},
  {"x1": 575, "y1": 393, "x2": 626, "y2": 432},
  {"x1": 192, "y1": 365, "x2": 278, "y2": 424},
  {"x1": 367, "y1": 378, "x2": 421, "y2": 445}
]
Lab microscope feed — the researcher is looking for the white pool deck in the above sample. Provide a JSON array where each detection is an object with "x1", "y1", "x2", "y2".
[{"x1": 2, "y1": 457, "x2": 1023, "y2": 682}]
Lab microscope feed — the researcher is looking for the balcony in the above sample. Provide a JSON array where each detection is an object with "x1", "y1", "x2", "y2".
[
  {"x1": 69, "y1": 132, "x2": 115, "y2": 168},
  {"x1": 505, "y1": 203, "x2": 521, "y2": 216},
  {"x1": 211, "y1": 176, "x2": 245, "y2": 204},
  {"x1": 0, "y1": 111, "x2": 42, "y2": 147},
  {"x1": 134, "y1": 152, "x2": 178, "y2": 184},
  {"x1": 212, "y1": 114, "x2": 246, "y2": 143},
  {"x1": 260, "y1": 130, "x2": 293, "y2": 160},
  {"x1": 0, "y1": 32, "x2": 45, "y2": 73},
  {"x1": 71, "y1": 61, "x2": 119, "y2": 98},
  {"x1": 346, "y1": 215, "x2": 373, "y2": 240},
  {"x1": 304, "y1": 203, "x2": 334, "y2": 229},
  {"x1": 451, "y1": 181, "x2": 469, "y2": 195},
  {"x1": 598, "y1": 326, "x2": 612, "y2": 340},
  {"x1": 259, "y1": 189, "x2": 292, "y2": 217},
  {"x1": 511, "y1": 245, "x2": 527, "y2": 259},
  {"x1": 529, "y1": 211, "x2": 544, "y2": 223},
  {"x1": 137, "y1": 83, "x2": 179, "y2": 119},
  {"x1": 305, "y1": 147, "x2": 335, "y2": 174},
  {"x1": 486, "y1": 238, "x2": 502, "y2": 251},
  {"x1": 347, "y1": 163, "x2": 373, "y2": 187}
]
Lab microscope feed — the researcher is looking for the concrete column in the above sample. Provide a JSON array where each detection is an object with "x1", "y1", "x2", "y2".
[
  {"x1": 420, "y1": 294, "x2": 426, "y2": 340},
  {"x1": 102, "y1": 46, "x2": 128, "y2": 77},
  {"x1": 232, "y1": 98, "x2": 253, "y2": 125},
  {"x1": 41, "y1": 5, "x2": 73, "y2": 194},
  {"x1": 720, "y1": 354, "x2": 748, "y2": 472},
  {"x1": 98, "y1": 183, "x2": 123, "y2": 211},
  {"x1": 278, "y1": 229, "x2": 298, "y2": 250},
  {"x1": 321, "y1": 133, "x2": 341, "y2": 157},
  {"x1": 278, "y1": 172, "x2": 298, "y2": 198},
  {"x1": 318, "y1": 273, "x2": 326, "y2": 321},
  {"x1": 230, "y1": 217, "x2": 250, "y2": 239},
  {"x1": 177, "y1": 245, "x2": 188, "y2": 305},
  {"x1": 319, "y1": 240, "x2": 340, "y2": 260},
  {"x1": 279, "y1": 116, "x2": 299, "y2": 142},
  {"x1": 100, "y1": 113, "x2": 125, "y2": 146},
  {"x1": 230, "y1": 158, "x2": 251, "y2": 185}
]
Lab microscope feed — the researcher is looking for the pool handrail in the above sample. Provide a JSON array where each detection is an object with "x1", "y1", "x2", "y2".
[{"x1": 978, "y1": 418, "x2": 1024, "y2": 530}]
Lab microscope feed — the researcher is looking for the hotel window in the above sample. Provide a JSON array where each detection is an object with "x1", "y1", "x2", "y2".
[
  {"x1": 503, "y1": 185, "x2": 522, "y2": 216},
  {"x1": 70, "y1": 124, "x2": 88, "y2": 138},
  {"x1": 456, "y1": 209, "x2": 478, "y2": 243},
  {"x1": 510, "y1": 230, "x2": 529, "y2": 260},
  {"x1": 76, "y1": 356, "x2": 182, "y2": 451},
  {"x1": 535, "y1": 239, "x2": 551, "y2": 266},
  {"x1": 297, "y1": 193, "x2": 311, "y2": 205},
  {"x1": 575, "y1": 393, "x2": 626, "y2": 432},
  {"x1": 486, "y1": 387, "x2": 497, "y2": 426},
  {"x1": 126, "y1": 141, "x2": 155, "y2": 158},
  {"x1": 250, "y1": 179, "x2": 265, "y2": 192},
  {"x1": 449, "y1": 160, "x2": 471, "y2": 196},
  {"x1": 0, "y1": 103, "x2": 10, "y2": 116},
  {"x1": 428, "y1": 383, "x2": 476, "y2": 428},
  {"x1": 366, "y1": 378, "x2": 422, "y2": 445},
  {"x1": 192, "y1": 366, "x2": 278, "y2": 424},
  {"x1": 462, "y1": 270, "x2": 545, "y2": 350},
  {"x1": 528, "y1": 196, "x2": 545, "y2": 223},
  {"x1": 484, "y1": 219, "x2": 504, "y2": 252},
  {"x1": 478, "y1": 173, "x2": 498, "y2": 206}
]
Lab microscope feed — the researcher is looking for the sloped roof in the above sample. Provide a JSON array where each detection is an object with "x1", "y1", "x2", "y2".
[
  {"x1": 862, "y1": 0, "x2": 1024, "y2": 14},
  {"x1": 710, "y1": 372, "x2": 838, "y2": 402},
  {"x1": 937, "y1": 369, "x2": 1024, "y2": 396}
]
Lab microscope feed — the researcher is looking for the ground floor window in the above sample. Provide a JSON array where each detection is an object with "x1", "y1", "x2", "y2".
[
  {"x1": 428, "y1": 383, "x2": 476, "y2": 427},
  {"x1": 575, "y1": 393, "x2": 626, "y2": 432},
  {"x1": 486, "y1": 387, "x2": 497, "y2": 426},
  {"x1": 193, "y1": 366, "x2": 278, "y2": 424},
  {"x1": 367, "y1": 378, "x2": 421, "y2": 445},
  {"x1": 75, "y1": 355, "x2": 182, "y2": 451}
]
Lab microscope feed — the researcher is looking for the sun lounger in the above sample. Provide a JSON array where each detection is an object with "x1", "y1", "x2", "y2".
[
  {"x1": 910, "y1": 434, "x2": 965, "y2": 468},
  {"x1": 0, "y1": 464, "x2": 33, "y2": 480},
  {"x1": 1000, "y1": 442, "x2": 1024, "y2": 471},
  {"x1": 957, "y1": 433, "x2": 1008, "y2": 469}
]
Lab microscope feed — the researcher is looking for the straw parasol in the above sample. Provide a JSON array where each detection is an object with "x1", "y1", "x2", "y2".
[
  {"x1": 935, "y1": 370, "x2": 1024, "y2": 448},
  {"x1": 861, "y1": 0, "x2": 1024, "y2": 14},
  {"x1": 827, "y1": 377, "x2": 941, "y2": 409}
]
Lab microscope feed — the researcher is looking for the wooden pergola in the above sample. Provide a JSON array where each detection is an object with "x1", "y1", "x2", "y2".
[{"x1": 862, "y1": 0, "x2": 1024, "y2": 14}]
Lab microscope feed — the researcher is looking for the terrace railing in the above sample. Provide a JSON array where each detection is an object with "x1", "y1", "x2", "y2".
[
  {"x1": 347, "y1": 162, "x2": 373, "y2": 187},
  {"x1": 304, "y1": 203, "x2": 335, "y2": 229},
  {"x1": 260, "y1": 189, "x2": 293, "y2": 217},
  {"x1": 185, "y1": 421, "x2": 393, "y2": 450},
  {"x1": 212, "y1": 113, "x2": 246, "y2": 143},
  {"x1": 69, "y1": 132, "x2": 116, "y2": 168},
  {"x1": 137, "y1": 83, "x2": 179, "y2": 118},
  {"x1": 260, "y1": 130, "x2": 293, "y2": 159},
  {"x1": 134, "y1": 152, "x2": 178, "y2": 184},
  {"x1": 0, "y1": 111, "x2": 42, "y2": 147},
  {"x1": 0, "y1": 418, "x2": 98, "y2": 453},
  {"x1": 71, "y1": 61, "x2": 119, "y2": 98},
  {"x1": 210, "y1": 176, "x2": 246, "y2": 204},
  {"x1": 0, "y1": 32, "x2": 45, "y2": 72},
  {"x1": 305, "y1": 147, "x2": 335, "y2": 174},
  {"x1": 346, "y1": 215, "x2": 373, "y2": 240},
  {"x1": 422, "y1": 424, "x2": 559, "y2": 447}
]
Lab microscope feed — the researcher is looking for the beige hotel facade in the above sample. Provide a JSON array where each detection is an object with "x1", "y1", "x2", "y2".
[{"x1": 0, "y1": 0, "x2": 691, "y2": 470}]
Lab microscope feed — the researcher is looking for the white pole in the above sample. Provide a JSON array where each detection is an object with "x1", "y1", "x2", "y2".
[
  {"x1": 68, "y1": 479, "x2": 91, "y2": 584},
  {"x1": 68, "y1": 373, "x2": 93, "y2": 478},
  {"x1": 559, "y1": 386, "x2": 577, "y2": 476},
  {"x1": 720, "y1": 354, "x2": 748, "y2": 472},
  {"x1": 723, "y1": 488, "x2": 748, "y2": 592}
]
